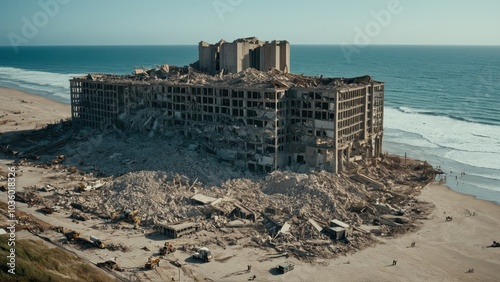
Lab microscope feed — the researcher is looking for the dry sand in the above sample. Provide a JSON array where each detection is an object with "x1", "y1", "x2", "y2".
[
  {"x1": 1, "y1": 87, "x2": 499, "y2": 281},
  {"x1": 296, "y1": 183, "x2": 500, "y2": 282},
  {"x1": 0, "y1": 88, "x2": 70, "y2": 133}
]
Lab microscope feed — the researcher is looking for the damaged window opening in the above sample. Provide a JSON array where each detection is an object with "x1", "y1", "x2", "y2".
[{"x1": 70, "y1": 48, "x2": 383, "y2": 174}]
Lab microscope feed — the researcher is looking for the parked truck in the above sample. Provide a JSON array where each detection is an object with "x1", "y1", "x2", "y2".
[
  {"x1": 276, "y1": 262, "x2": 295, "y2": 274},
  {"x1": 192, "y1": 247, "x2": 212, "y2": 262}
]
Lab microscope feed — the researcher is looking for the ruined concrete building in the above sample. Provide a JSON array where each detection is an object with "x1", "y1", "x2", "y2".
[
  {"x1": 198, "y1": 37, "x2": 290, "y2": 74},
  {"x1": 70, "y1": 38, "x2": 383, "y2": 173}
]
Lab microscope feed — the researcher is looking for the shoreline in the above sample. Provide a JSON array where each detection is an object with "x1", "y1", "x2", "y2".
[
  {"x1": 1, "y1": 87, "x2": 499, "y2": 280},
  {"x1": 383, "y1": 140, "x2": 500, "y2": 205}
]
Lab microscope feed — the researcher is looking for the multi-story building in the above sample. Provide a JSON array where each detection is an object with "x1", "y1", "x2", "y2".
[
  {"x1": 70, "y1": 39, "x2": 383, "y2": 173},
  {"x1": 198, "y1": 37, "x2": 290, "y2": 74}
]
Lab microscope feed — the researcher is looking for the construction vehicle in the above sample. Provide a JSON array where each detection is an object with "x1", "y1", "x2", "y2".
[
  {"x1": 64, "y1": 231, "x2": 80, "y2": 241},
  {"x1": 192, "y1": 247, "x2": 212, "y2": 262},
  {"x1": 145, "y1": 256, "x2": 160, "y2": 270},
  {"x1": 40, "y1": 206, "x2": 56, "y2": 214},
  {"x1": 111, "y1": 208, "x2": 141, "y2": 229},
  {"x1": 97, "y1": 260, "x2": 123, "y2": 272},
  {"x1": 276, "y1": 262, "x2": 295, "y2": 274},
  {"x1": 90, "y1": 236, "x2": 106, "y2": 249},
  {"x1": 159, "y1": 242, "x2": 176, "y2": 255}
]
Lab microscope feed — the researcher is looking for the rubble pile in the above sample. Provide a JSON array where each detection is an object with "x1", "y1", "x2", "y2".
[
  {"x1": 96, "y1": 171, "x2": 210, "y2": 224},
  {"x1": 4, "y1": 121, "x2": 439, "y2": 260},
  {"x1": 61, "y1": 128, "x2": 248, "y2": 186},
  {"x1": 88, "y1": 66, "x2": 369, "y2": 91},
  {"x1": 58, "y1": 154, "x2": 434, "y2": 259}
]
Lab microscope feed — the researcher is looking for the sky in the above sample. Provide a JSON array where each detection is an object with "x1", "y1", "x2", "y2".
[{"x1": 0, "y1": 0, "x2": 499, "y2": 46}]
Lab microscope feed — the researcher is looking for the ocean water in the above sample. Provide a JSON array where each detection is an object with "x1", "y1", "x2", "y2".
[{"x1": 0, "y1": 45, "x2": 499, "y2": 203}]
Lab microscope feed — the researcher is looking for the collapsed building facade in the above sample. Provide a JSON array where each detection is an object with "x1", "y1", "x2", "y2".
[
  {"x1": 70, "y1": 38, "x2": 384, "y2": 173},
  {"x1": 197, "y1": 37, "x2": 290, "y2": 74}
]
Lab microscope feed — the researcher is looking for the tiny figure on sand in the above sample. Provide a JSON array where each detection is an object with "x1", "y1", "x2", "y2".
[{"x1": 488, "y1": 241, "x2": 500, "y2": 248}]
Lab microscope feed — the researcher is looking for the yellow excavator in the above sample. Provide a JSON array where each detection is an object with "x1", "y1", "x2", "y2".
[
  {"x1": 145, "y1": 256, "x2": 160, "y2": 270},
  {"x1": 159, "y1": 242, "x2": 176, "y2": 255}
]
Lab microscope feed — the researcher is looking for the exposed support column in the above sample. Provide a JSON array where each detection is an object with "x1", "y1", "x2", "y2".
[
  {"x1": 333, "y1": 90, "x2": 340, "y2": 173},
  {"x1": 274, "y1": 94, "x2": 278, "y2": 170},
  {"x1": 347, "y1": 143, "x2": 352, "y2": 167},
  {"x1": 364, "y1": 86, "x2": 369, "y2": 139}
]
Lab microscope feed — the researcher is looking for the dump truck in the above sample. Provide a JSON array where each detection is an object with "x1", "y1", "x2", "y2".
[
  {"x1": 192, "y1": 247, "x2": 212, "y2": 262},
  {"x1": 145, "y1": 256, "x2": 160, "y2": 270},
  {"x1": 276, "y1": 262, "x2": 295, "y2": 274},
  {"x1": 159, "y1": 242, "x2": 176, "y2": 255},
  {"x1": 90, "y1": 236, "x2": 106, "y2": 249}
]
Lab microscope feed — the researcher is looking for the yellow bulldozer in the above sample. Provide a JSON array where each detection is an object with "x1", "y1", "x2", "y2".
[
  {"x1": 111, "y1": 209, "x2": 141, "y2": 229},
  {"x1": 64, "y1": 230, "x2": 80, "y2": 241},
  {"x1": 145, "y1": 256, "x2": 160, "y2": 270},
  {"x1": 90, "y1": 236, "x2": 106, "y2": 249},
  {"x1": 159, "y1": 242, "x2": 176, "y2": 255}
]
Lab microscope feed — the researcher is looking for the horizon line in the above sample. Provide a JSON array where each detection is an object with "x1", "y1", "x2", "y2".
[{"x1": 1, "y1": 43, "x2": 500, "y2": 47}]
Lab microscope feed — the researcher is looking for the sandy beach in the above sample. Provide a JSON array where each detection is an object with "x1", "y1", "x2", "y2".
[
  {"x1": 308, "y1": 183, "x2": 500, "y2": 282},
  {"x1": 1, "y1": 87, "x2": 499, "y2": 281},
  {"x1": 0, "y1": 87, "x2": 70, "y2": 133}
]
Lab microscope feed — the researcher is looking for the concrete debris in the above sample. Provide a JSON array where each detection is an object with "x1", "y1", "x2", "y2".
[
  {"x1": 8, "y1": 117, "x2": 439, "y2": 260},
  {"x1": 79, "y1": 66, "x2": 357, "y2": 90},
  {"x1": 70, "y1": 59, "x2": 384, "y2": 174}
]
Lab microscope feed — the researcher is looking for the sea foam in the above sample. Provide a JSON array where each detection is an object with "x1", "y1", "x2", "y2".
[
  {"x1": 385, "y1": 107, "x2": 500, "y2": 170},
  {"x1": 0, "y1": 67, "x2": 82, "y2": 102}
]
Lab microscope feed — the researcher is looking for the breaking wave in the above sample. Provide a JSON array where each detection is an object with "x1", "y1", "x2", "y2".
[
  {"x1": 0, "y1": 66, "x2": 83, "y2": 103},
  {"x1": 385, "y1": 107, "x2": 500, "y2": 171},
  {"x1": 396, "y1": 106, "x2": 499, "y2": 126}
]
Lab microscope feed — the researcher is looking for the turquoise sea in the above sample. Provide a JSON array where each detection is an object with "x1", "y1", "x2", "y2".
[{"x1": 0, "y1": 45, "x2": 499, "y2": 203}]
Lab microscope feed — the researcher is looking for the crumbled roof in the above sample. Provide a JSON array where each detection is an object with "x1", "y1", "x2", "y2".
[{"x1": 72, "y1": 64, "x2": 381, "y2": 91}]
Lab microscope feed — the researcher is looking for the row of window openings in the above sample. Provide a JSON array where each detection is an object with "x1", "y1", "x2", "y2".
[
  {"x1": 339, "y1": 116, "x2": 364, "y2": 128},
  {"x1": 338, "y1": 108, "x2": 365, "y2": 120},
  {"x1": 340, "y1": 89, "x2": 365, "y2": 100},
  {"x1": 339, "y1": 98, "x2": 365, "y2": 110},
  {"x1": 291, "y1": 111, "x2": 335, "y2": 120}
]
